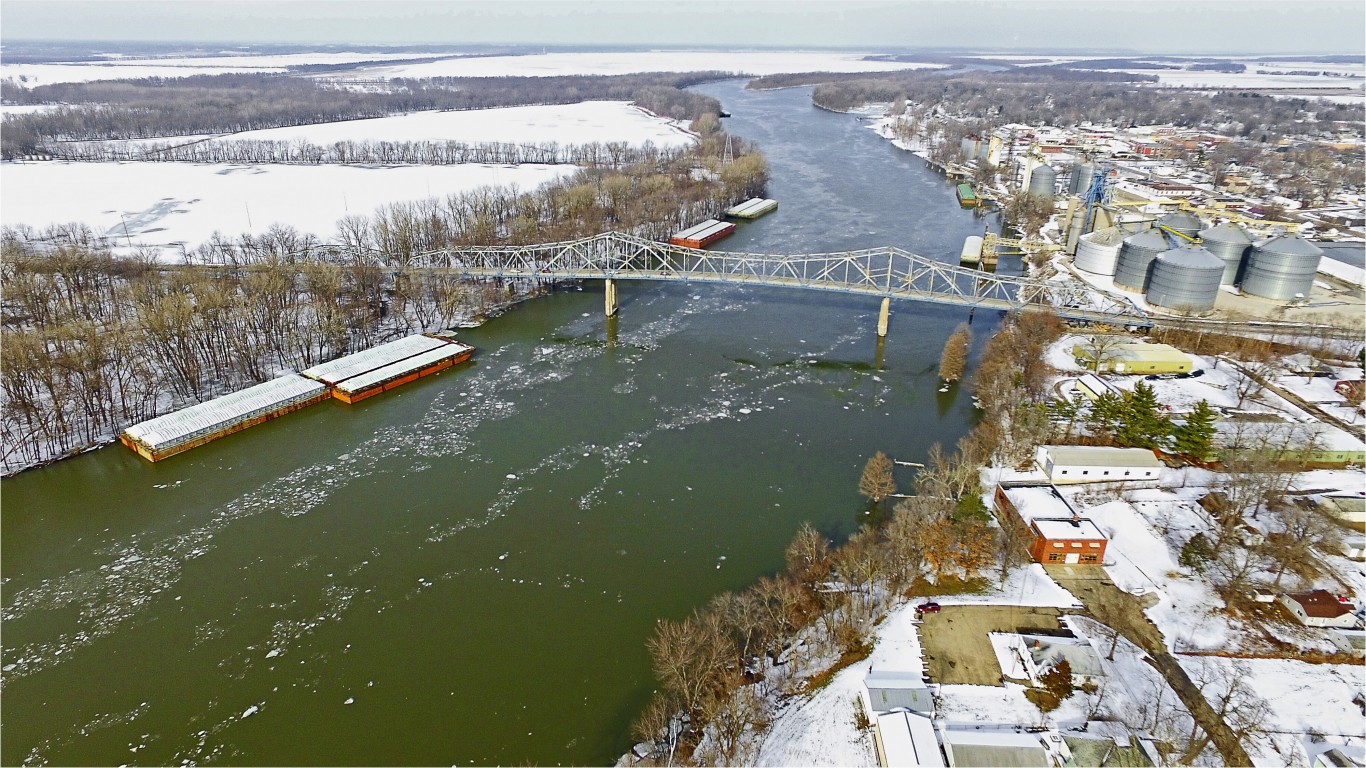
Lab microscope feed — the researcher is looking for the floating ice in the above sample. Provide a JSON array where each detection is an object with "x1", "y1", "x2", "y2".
[
  {"x1": 498, "y1": 553, "x2": 508, "y2": 560},
  {"x1": 265, "y1": 649, "x2": 280, "y2": 658},
  {"x1": 505, "y1": 474, "x2": 517, "y2": 480},
  {"x1": 738, "y1": 408, "x2": 752, "y2": 414},
  {"x1": 241, "y1": 705, "x2": 259, "y2": 719},
  {"x1": 344, "y1": 697, "x2": 354, "y2": 705}
]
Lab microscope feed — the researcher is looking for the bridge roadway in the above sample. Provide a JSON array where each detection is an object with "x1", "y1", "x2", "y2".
[{"x1": 378, "y1": 231, "x2": 1155, "y2": 329}]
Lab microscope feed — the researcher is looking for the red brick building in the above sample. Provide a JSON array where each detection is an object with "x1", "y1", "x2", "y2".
[{"x1": 994, "y1": 484, "x2": 1109, "y2": 565}]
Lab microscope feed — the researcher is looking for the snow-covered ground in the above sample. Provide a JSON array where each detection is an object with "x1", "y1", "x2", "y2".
[
  {"x1": 1, "y1": 161, "x2": 575, "y2": 258},
  {"x1": 1176, "y1": 656, "x2": 1366, "y2": 765},
  {"x1": 934, "y1": 563, "x2": 1081, "y2": 609},
  {"x1": 1, "y1": 51, "x2": 456, "y2": 87},
  {"x1": 186, "y1": 102, "x2": 695, "y2": 149},
  {"x1": 337, "y1": 50, "x2": 943, "y2": 80}
]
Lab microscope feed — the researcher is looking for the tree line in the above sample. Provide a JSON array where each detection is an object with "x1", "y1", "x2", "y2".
[
  {"x1": 1, "y1": 71, "x2": 727, "y2": 158},
  {"x1": 44, "y1": 136, "x2": 693, "y2": 168},
  {"x1": 751, "y1": 67, "x2": 1363, "y2": 143}
]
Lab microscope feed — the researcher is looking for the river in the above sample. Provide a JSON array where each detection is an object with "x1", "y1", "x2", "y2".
[{"x1": 0, "y1": 81, "x2": 1003, "y2": 766}]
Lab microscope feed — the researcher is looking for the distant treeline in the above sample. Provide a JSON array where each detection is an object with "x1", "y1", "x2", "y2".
[
  {"x1": 0, "y1": 71, "x2": 727, "y2": 158},
  {"x1": 750, "y1": 68, "x2": 1363, "y2": 139},
  {"x1": 47, "y1": 137, "x2": 694, "y2": 167}
]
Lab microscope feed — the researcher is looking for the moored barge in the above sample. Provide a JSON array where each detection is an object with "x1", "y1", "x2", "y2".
[
  {"x1": 120, "y1": 374, "x2": 329, "y2": 462},
  {"x1": 724, "y1": 198, "x2": 778, "y2": 219},
  {"x1": 668, "y1": 219, "x2": 735, "y2": 248},
  {"x1": 956, "y1": 183, "x2": 979, "y2": 208},
  {"x1": 301, "y1": 335, "x2": 474, "y2": 404}
]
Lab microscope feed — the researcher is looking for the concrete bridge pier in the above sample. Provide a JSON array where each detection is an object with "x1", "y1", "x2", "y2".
[
  {"x1": 876, "y1": 297, "x2": 891, "y2": 337},
  {"x1": 604, "y1": 278, "x2": 618, "y2": 317}
]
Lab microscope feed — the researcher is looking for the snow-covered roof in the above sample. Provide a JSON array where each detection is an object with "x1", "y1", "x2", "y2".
[
  {"x1": 301, "y1": 335, "x2": 448, "y2": 385},
  {"x1": 122, "y1": 374, "x2": 325, "y2": 449},
  {"x1": 940, "y1": 729, "x2": 1049, "y2": 768},
  {"x1": 876, "y1": 710, "x2": 945, "y2": 768},
  {"x1": 1033, "y1": 518, "x2": 1108, "y2": 541},
  {"x1": 1040, "y1": 446, "x2": 1163, "y2": 468},
  {"x1": 673, "y1": 219, "x2": 732, "y2": 241}
]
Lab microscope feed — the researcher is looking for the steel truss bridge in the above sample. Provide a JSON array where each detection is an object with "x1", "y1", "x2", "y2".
[{"x1": 374, "y1": 232, "x2": 1153, "y2": 328}]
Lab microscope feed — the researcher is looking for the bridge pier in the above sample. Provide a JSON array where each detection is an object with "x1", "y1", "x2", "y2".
[
  {"x1": 876, "y1": 297, "x2": 891, "y2": 337},
  {"x1": 604, "y1": 278, "x2": 618, "y2": 317}
]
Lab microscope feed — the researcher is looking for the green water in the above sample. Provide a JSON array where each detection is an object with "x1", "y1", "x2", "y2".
[{"x1": 1, "y1": 82, "x2": 1003, "y2": 765}]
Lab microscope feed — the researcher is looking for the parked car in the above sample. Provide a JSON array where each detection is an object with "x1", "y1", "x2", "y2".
[
  {"x1": 915, "y1": 601, "x2": 942, "y2": 614},
  {"x1": 1189, "y1": 369, "x2": 1205, "y2": 378}
]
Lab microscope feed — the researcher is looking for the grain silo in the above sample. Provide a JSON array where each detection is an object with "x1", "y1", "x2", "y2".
[
  {"x1": 1069, "y1": 162, "x2": 1095, "y2": 195},
  {"x1": 1074, "y1": 226, "x2": 1126, "y2": 275},
  {"x1": 1158, "y1": 210, "x2": 1203, "y2": 240},
  {"x1": 1241, "y1": 235, "x2": 1324, "y2": 301},
  {"x1": 1028, "y1": 163, "x2": 1057, "y2": 197},
  {"x1": 1198, "y1": 223, "x2": 1254, "y2": 285},
  {"x1": 1146, "y1": 247, "x2": 1225, "y2": 312},
  {"x1": 1112, "y1": 229, "x2": 1171, "y2": 292}
]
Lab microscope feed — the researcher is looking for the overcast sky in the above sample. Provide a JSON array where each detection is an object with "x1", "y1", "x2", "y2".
[{"x1": 3, "y1": 0, "x2": 1363, "y2": 54}]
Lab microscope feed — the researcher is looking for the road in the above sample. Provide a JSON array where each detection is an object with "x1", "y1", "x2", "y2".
[{"x1": 1047, "y1": 566, "x2": 1253, "y2": 767}]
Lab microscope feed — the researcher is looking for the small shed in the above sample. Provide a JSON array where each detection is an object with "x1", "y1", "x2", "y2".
[
  {"x1": 1278, "y1": 590, "x2": 1359, "y2": 629},
  {"x1": 1034, "y1": 446, "x2": 1163, "y2": 485}
]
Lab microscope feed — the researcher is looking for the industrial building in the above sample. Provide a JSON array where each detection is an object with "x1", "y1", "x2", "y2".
[
  {"x1": 1145, "y1": 246, "x2": 1225, "y2": 312},
  {"x1": 1032, "y1": 445, "x2": 1164, "y2": 485},
  {"x1": 994, "y1": 484, "x2": 1109, "y2": 564},
  {"x1": 120, "y1": 374, "x2": 329, "y2": 462},
  {"x1": 1072, "y1": 342, "x2": 1192, "y2": 375}
]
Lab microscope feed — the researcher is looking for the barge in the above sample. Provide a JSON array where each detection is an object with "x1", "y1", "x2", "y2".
[
  {"x1": 301, "y1": 334, "x2": 474, "y2": 404},
  {"x1": 120, "y1": 334, "x2": 475, "y2": 462},
  {"x1": 956, "y1": 183, "x2": 979, "y2": 208},
  {"x1": 120, "y1": 374, "x2": 329, "y2": 462},
  {"x1": 668, "y1": 219, "x2": 735, "y2": 249},
  {"x1": 724, "y1": 198, "x2": 778, "y2": 220}
]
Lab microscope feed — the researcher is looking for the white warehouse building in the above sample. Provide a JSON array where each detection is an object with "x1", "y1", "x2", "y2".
[{"x1": 1034, "y1": 446, "x2": 1164, "y2": 485}]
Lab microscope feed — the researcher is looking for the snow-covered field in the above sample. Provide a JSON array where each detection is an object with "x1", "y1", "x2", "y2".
[
  {"x1": 1, "y1": 51, "x2": 456, "y2": 87},
  {"x1": 1, "y1": 161, "x2": 575, "y2": 258},
  {"x1": 190, "y1": 102, "x2": 694, "y2": 149},
  {"x1": 337, "y1": 50, "x2": 943, "y2": 79}
]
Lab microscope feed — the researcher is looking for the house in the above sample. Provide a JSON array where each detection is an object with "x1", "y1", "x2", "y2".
[
  {"x1": 1071, "y1": 342, "x2": 1192, "y2": 375},
  {"x1": 940, "y1": 729, "x2": 1050, "y2": 768},
  {"x1": 1320, "y1": 493, "x2": 1366, "y2": 525},
  {"x1": 864, "y1": 670, "x2": 934, "y2": 715},
  {"x1": 998, "y1": 633, "x2": 1106, "y2": 686},
  {"x1": 1278, "y1": 590, "x2": 1360, "y2": 629},
  {"x1": 1034, "y1": 446, "x2": 1163, "y2": 485},
  {"x1": 1069, "y1": 373, "x2": 1119, "y2": 402},
  {"x1": 994, "y1": 484, "x2": 1109, "y2": 565},
  {"x1": 1334, "y1": 380, "x2": 1365, "y2": 403},
  {"x1": 873, "y1": 709, "x2": 946, "y2": 768}
]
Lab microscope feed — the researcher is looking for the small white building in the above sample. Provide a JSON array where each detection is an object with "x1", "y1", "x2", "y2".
[
  {"x1": 1278, "y1": 590, "x2": 1360, "y2": 629},
  {"x1": 1034, "y1": 446, "x2": 1163, "y2": 485}
]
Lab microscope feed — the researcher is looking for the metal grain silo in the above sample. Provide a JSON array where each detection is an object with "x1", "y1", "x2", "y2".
[
  {"x1": 1158, "y1": 210, "x2": 1203, "y2": 240},
  {"x1": 1113, "y1": 229, "x2": 1170, "y2": 292},
  {"x1": 1028, "y1": 163, "x2": 1057, "y2": 197},
  {"x1": 1241, "y1": 235, "x2": 1324, "y2": 301},
  {"x1": 1146, "y1": 247, "x2": 1224, "y2": 312},
  {"x1": 1069, "y1": 162, "x2": 1095, "y2": 195},
  {"x1": 1198, "y1": 223, "x2": 1254, "y2": 285},
  {"x1": 1074, "y1": 226, "x2": 1126, "y2": 275}
]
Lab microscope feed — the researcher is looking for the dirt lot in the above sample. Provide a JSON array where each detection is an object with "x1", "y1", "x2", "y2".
[{"x1": 918, "y1": 605, "x2": 1067, "y2": 685}]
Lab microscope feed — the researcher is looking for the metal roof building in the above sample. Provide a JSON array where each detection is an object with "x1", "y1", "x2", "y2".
[
  {"x1": 864, "y1": 670, "x2": 934, "y2": 714},
  {"x1": 941, "y1": 729, "x2": 1050, "y2": 768},
  {"x1": 874, "y1": 710, "x2": 945, "y2": 768},
  {"x1": 120, "y1": 374, "x2": 328, "y2": 461}
]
